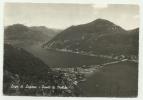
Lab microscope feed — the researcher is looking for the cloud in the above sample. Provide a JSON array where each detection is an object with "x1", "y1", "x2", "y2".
[
  {"x1": 92, "y1": 4, "x2": 108, "y2": 9},
  {"x1": 133, "y1": 15, "x2": 139, "y2": 19}
]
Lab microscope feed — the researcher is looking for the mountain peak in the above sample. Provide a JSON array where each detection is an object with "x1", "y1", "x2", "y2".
[
  {"x1": 94, "y1": 18, "x2": 108, "y2": 22},
  {"x1": 8, "y1": 24, "x2": 28, "y2": 29},
  {"x1": 91, "y1": 18, "x2": 114, "y2": 25}
]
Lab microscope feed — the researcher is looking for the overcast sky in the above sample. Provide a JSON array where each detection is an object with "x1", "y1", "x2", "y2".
[{"x1": 4, "y1": 3, "x2": 139, "y2": 30}]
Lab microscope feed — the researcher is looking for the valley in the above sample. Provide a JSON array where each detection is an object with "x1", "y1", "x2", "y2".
[{"x1": 4, "y1": 18, "x2": 139, "y2": 97}]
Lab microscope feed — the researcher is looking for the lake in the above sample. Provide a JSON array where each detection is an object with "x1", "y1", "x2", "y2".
[{"x1": 24, "y1": 44, "x2": 114, "y2": 68}]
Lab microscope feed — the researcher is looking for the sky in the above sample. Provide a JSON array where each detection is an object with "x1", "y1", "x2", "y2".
[{"x1": 4, "y1": 3, "x2": 139, "y2": 30}]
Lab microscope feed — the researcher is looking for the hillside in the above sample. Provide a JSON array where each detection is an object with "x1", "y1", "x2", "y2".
[
  {"x1": 4, "y1": 44, "x2": 51, "y2": 78},
  {"x1": 44, "y1": 19, "x2": 139, "y2": 56}
]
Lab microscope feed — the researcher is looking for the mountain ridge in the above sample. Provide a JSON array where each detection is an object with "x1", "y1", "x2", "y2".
[{"x1": 44, "y1": 18, "x2": 139, "y2": 56}]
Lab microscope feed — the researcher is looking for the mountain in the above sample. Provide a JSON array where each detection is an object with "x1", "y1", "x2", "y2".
[
  {"x1": 44, "y1": 19, "x2": 139, "y2": 55},
  {"x1": 30, "y1": 26, "x2": 62, "y2": 39},
  {"x1": 4, "y1": 24, "x2": 61, "y2": 47},
  {"x1": 4, "y1": 44, "x2": 51, "y2": 78}
]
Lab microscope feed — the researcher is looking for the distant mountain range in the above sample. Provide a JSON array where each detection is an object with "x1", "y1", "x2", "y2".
[
  {"x1": 4, "y1": 24, "x2": 62, "y2": 47},
  {"x1": 44, "y1": 19, "x2": 139, "y2": 56}
]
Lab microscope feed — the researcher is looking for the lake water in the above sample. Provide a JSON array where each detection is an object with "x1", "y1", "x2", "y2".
[{"x1": 25, "y1": 44, "x2": 113, "y2": 68}]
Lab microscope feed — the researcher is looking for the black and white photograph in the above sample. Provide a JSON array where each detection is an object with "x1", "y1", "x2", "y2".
[{"x1": 3, "y1": 3, "x2": 139, "y2": 97}]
